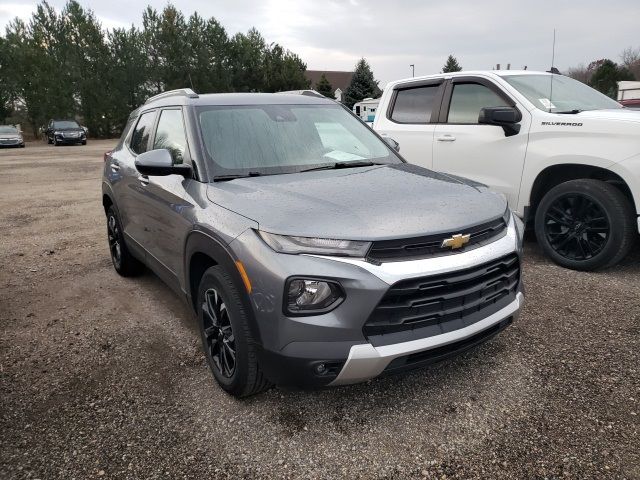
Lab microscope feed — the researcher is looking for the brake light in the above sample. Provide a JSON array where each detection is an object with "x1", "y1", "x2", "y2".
[{"x1": 103, "y1": 150, "x2": 112, "y2": 162}]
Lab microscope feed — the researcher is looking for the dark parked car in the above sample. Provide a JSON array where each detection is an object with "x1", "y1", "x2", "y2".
[
  {"x1": 102, "y1": 88, "x2": 525, "y2": 397},
  {"x1": 45, "y1": 119, "x2": 87, "y2": 146},
  {"x1": 0, "y1": 125, "x2": 25, "y2": 148}
]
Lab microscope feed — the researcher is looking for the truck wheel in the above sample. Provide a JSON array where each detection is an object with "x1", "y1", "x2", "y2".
[
  {"x1": 197, "y1": 266, "x2": 271, "y2": 397},
  {"x1": 535, "y1": 179, "x2": 635, "y2": 271},
  {"x1": 106, "y1": 206, "x2": 143, "y2": 276}
]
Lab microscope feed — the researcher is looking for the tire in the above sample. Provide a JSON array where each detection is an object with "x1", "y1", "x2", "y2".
[
  {"x1": 106, "y1": 206, "x2": 144, "y2": 276},
  {"x1": 534, "y1": 179, "x2": 636, "y2": 271},
  {"x1": 53, "y1": 137, "x2": 59, "y2": 146},
  {"x1": 47, "y1": 136, "x2": 52, "y2": 144},
  {"x1": 197, "y1": 265, "x2": 271, "y2": 397},
  {"x1": 82, "y1": 140, "x2": 87, "y2": 145}
]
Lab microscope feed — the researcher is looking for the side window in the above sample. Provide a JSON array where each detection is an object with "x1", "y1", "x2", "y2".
[
  {"x1": 447, "y1": 83, "x2": 509, "y2": 124},
  {"x1": 153, "y1": 109, "x2": 188, "y2": 164},
  {"x1": 129, "y1": 111, "x2": 156, "y2": 155},
  {"x1": 390, "y1": 85, "x2": 440, "y2": 123}
]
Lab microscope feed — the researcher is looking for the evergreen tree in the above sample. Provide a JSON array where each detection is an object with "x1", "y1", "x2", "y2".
[
  {"x1": 589, "y1": 59, "x2": 634, "y2": 98},
  {"x1": 315, "y1": 73, "x2": 334, "y2": 98},
  {"x1": 344, "y1": 58, "x2": 380, "y2": 108},
  {"x1": 442, "y1": 55, "x2": 462, "y2": 73}
]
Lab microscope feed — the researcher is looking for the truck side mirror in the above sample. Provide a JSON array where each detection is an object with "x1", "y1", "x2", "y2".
[
  {"x1": 383, "y1": 136, "x2": 400, "y2": 152},
  {"x1": 479, "y1": 107, "x2": 522, "y2": 137}
]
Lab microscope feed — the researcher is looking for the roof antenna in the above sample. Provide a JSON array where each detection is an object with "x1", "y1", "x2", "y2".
[
  {"x1": 549, "y1": 28, "x2": 556, "y2": 113},
  {"x1": 188, "y1": 73, "x2": 195, "y2": 92}
]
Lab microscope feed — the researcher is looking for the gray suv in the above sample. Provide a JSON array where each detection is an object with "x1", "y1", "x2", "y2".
[{"x1": 102, "y1": 88, "x2": 525, "y2": 397}]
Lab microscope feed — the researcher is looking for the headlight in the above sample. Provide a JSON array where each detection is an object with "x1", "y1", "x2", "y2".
[
  {"x1": 258, "y1": 231, "x2": 371, "y2": 257},
  {"x1": 54, "y1": 131, "x2": 63, "y2": 135},
  {"x1": 285, "y1": 278, "x2": 344, "y2": 315}
]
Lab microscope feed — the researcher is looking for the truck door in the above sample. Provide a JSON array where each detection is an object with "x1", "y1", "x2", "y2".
[
  {"x1": 432, "y1": 77, "x2": 530, "y2": 208},
  {"x1": 373, "y1": 80, "x2": 445, "y2": 169}
]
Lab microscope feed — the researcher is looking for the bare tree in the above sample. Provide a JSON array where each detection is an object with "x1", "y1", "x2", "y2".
[
  {"x1": 620, "y1": 47, "x2": 640, "y2": 79},
  {"x1": 566, "y1": 64, "x2": 591, "y2": 84}
]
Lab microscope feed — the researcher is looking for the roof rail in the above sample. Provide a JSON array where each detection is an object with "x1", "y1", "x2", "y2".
[{"x1": 145, "y1": 88, "x2": 198, "y2": 104}]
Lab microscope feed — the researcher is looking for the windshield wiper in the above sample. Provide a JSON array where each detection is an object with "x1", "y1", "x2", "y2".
[
  {"x1": 213, "y1": 171, "x2": 262, "y2": 181},
  {"x1": 299, "y1": 161, "x2": 384, "y2": 173},
  {"x1": 555, "y1": 109, "x2": 582, "y2": 114}
]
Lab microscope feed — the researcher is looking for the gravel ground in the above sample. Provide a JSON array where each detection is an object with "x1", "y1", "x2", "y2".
[{"x1": 1, "y1": 140, "x2": 639, "y2": 479}]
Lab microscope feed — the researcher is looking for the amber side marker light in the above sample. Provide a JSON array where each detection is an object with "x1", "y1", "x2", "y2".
[{"x1": 235, "y1": 260, "x2": 252, "y2": 293}]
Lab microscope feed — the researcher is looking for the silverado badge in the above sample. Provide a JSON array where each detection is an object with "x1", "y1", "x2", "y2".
[{"x1": 441, "y1": 233, "x2": 471, "y2": 250}]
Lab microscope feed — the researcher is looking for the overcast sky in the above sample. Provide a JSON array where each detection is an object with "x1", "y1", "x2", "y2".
[{"x1": 1, "y1": 0, "x2": 639, "y2": 86}]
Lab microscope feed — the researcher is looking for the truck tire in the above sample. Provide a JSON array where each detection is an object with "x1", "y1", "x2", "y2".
[
  {"x1": 534, "y1": 179, "x2": 636, "y2": 271},
  {"x1": 197, "y1": 265, "x2": 271, "y2": 397}
]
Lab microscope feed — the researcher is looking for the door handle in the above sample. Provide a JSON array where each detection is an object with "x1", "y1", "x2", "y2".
[
  {"x1": 110, "y1": 161, "x2": 120, "y2": 171},
  {"x1": 436, "y1": 135, "x2": 456, "y2": 142},
  {"x1": 138, "y1": 175, "x2": 149, "y2": 186}
]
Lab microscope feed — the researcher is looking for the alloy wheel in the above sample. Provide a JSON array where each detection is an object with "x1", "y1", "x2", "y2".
[
  {"x1": 202, "y1": 288, "x2": 236, "y2": 378},
  {"x1": 543, "y1": 193, "x2": 610, "y2": 261},
  {"x1": 107, "y1": 214, "x2": 122, "y2": 268}
]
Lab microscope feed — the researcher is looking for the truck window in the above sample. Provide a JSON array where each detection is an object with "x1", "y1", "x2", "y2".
[
  {"x1": 447, "y1": 83, "x2": 508, "y2": 124},
  {"x1": 390, "y1": 86, "x2": 439, "y2": 123}
]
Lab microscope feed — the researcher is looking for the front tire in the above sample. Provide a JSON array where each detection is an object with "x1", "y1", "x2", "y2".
[
  {"x1": 106, "y1": 206, "x2": 143, "y2": 276},
  {"x1": 534, "y1": 179, "x2": 636, "y2": 271},
  {"x1": 197, "y1": 266, "x2": 271, "y2": 397}
]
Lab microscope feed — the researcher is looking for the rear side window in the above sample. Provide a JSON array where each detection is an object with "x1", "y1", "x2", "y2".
[
  {"x1": 390, "y1": 85, "x2": 439, "y2": 123},
  {"x1": 447, "y1": 83, "x2": 508, "y2": 124},
  {"x1": 129, "y1": 111, "x2": 156, "y2": 154},
  {"x1": 153, "y1": 109, "x2": 188, "y2": 164}
]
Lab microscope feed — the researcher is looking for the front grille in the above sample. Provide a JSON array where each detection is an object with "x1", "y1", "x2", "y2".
[
  {"x1": 364, "y1": 253, "x2": 520, "y2": 346},
  {"x1": 366, "y1": 216, "x2": 506, "y2": 263}
]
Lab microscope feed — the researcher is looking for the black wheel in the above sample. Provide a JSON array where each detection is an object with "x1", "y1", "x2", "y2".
[
  {"x1": 47, "y1": 136, "x2": 52, "y2": 144},
  {"x1": 82, "y1": 140, "x2": 87, "y2": 145},
  {"x1": 53, "y1": 137, "x2": 59, "y2": 146},
  {"x1": 197, "y1": 266, "x2": 271, "y2": 397},
  {"x1": 535, "y1": 179, "x2": 636, "y2": 271},
  {"x1": 106, "y1": 206, "x2": 143, "y2": 276}
]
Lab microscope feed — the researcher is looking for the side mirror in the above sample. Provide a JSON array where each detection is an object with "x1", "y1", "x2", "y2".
[
  {"x1": 135, "y1": 149, "x2": 192, "y2": 177},
  {"x1": 383, "y1": 136, "x2": 400, "y2": 152},
  {"x1": 478, "y1": 106, "x2": 522, "y2": 137}
]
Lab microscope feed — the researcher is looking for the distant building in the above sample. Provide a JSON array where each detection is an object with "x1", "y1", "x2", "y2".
[
  {"x1": 353, "y1": 98, "x2": 379, "y2": 124},
  {"x1": 305, "y1": 70, "x2": 354, "y2": 103}
]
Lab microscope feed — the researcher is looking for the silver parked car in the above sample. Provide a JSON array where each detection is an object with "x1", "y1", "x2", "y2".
[
  {"x1": 0, "y1": 125, "x2": 25, "y2": 148},
  {"x1": 101, "y1": 89, "x2": 524, "y2": 397}
]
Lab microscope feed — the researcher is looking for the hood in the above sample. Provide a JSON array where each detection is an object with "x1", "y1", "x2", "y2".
[
  {"x1": 571, "y1": 108, "x2": 640, "y2": 123},
  {"x1": 207, "y1": 163, "x2": 507, "y2": 241},
  {"x1": 0, "y1": 133, "x2": 21, "y2": 139}
]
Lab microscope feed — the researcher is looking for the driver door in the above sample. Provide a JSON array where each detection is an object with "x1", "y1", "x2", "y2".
[{"x1": 432, "y1": 77, "x2": 530, "y2": 207}]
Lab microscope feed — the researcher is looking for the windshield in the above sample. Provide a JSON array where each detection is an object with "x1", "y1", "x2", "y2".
[
  {"x1": 504, "y1": 74, "x2": 622, "y2": 112},
  {"x1": 0, "y1": 126, "x2": 18, "y2": 134},
  {"x1": 197, "y1": 104, "x2": 400, "y2": 177},
  {"x1": 54, "y1": 120, "x2": 80, "y2": 129}
]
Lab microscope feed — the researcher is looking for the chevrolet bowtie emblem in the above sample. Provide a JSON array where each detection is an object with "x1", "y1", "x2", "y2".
[{"x1": 441, "y1": 233, "x2": 471, "y2": 250}]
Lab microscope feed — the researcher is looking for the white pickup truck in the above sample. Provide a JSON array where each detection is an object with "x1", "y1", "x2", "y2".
[{"x1": 374, "y1": 70, "x2": 640, "y2": 270}]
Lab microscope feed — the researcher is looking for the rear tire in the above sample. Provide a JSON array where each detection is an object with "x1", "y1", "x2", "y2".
[
  {"x1": 106, "y1": 206, "x2": 144, "y2": 276},
  {"x1": 197, "y1": 266, "x2": 271, "y2": 397},
  {"x1": 534, "y1": 179, "x2": 635, "y2": 271}
]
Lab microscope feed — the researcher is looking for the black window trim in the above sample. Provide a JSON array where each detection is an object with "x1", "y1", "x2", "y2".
[
  {"x1": 438, "y1": 76, "x2": 520, "y2": 125},
  {"x1": 386, "y1": 79, "x2": 446, "y2": 125}
]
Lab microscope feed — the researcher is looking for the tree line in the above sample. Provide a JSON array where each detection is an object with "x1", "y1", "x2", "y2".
[{"x1": 0, "y1": 1, "x2": 311, "y2": 136}]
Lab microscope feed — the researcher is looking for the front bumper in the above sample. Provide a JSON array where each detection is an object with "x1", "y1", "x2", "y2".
[
  {"x1": 331, "y1": 291, "x2": 523, "y2": 385},
  {"x1": 231, "y1": 214, "x2": 524, "y2": 388}
]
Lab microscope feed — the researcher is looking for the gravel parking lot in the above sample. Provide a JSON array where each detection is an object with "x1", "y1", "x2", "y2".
[{"x1": 1, "y1": 140, "x2": 639, "y2": 479}]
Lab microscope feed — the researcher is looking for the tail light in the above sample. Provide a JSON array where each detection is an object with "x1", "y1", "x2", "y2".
[{"x1": 103, "y1": 150, "x2": 112, "y2": 162}]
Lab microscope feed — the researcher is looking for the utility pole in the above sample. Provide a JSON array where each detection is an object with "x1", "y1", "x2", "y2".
[{"x1": 409, "y1": 64, "x2": 415, "y2": 77}]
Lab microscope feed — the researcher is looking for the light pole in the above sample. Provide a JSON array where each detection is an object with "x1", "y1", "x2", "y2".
[{"x1": 410, "y1": 64, "x2": 415, "y2": 77}]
